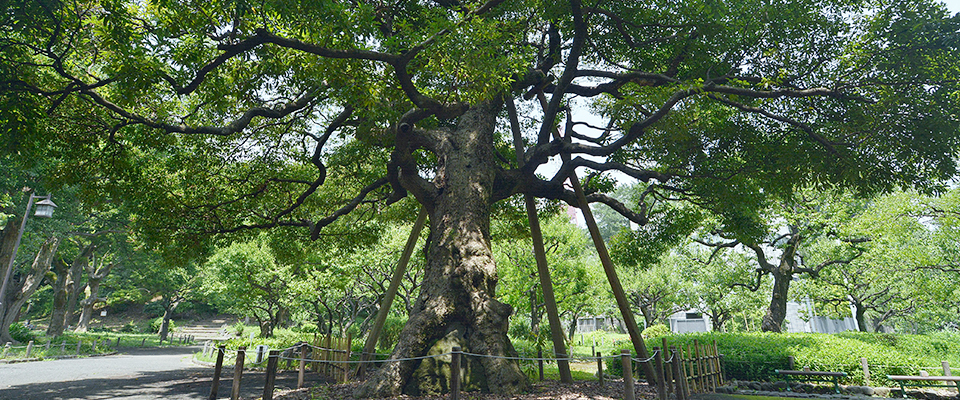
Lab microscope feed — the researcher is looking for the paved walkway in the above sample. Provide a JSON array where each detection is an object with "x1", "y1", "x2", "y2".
[{"x1": 0, "y1": 346, "x2": 321, "y2": 399}]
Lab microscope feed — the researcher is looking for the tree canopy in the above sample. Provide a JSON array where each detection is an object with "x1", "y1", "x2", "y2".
[{"x1": 4, "y1": 0, "x2": 960, "y2": 395}]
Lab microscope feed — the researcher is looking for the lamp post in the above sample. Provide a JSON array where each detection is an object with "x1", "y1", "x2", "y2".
[{"x1": 0, "y1": 193, "x2": 57, "y2": 317}]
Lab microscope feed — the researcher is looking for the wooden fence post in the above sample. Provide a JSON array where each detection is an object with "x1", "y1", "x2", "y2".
[
  {"x1": 25, "y1": 340, "x2": 33, "y2": 358},
  {"x1": 231, "y1": 346, "x2": 246, "y2": 400},
  {"x1": 92, "y1": 338, "x2": 98, "y2": 352},
  {"x1": 654, "y1": 347, "x2": 667, "y2": 400},
  {"x1": 861, "y1": 357, "x2": 870, "y2": 383},
  {"x1": 538, "y1": 348, "x2": 544, "y2": 381},
  {"x1": 450, "y1": 346, "x2": 462, "y2": 400},
  {"x1": 704, "y1": 342, "x2": 716, "y2": 390},
  {"x1": 597, "y1": 352, "x2": 604, "y2": 386},
  {"x1": 76, "y1": 340, "x2": 82, "y2": 355},
  {"x1": 712, "y1": 340, "x2": 724, "y2": 387},
  {"x1": 312, "y1": 338, "x2": 320, "y2": 373},
  {"x1": 685, "y1": 343, "x2": 698, "y2": 393},
  {"x1": 943, "y1": 361, "x2": 957, "y2": 392},
  {"x1": 298, "y1": 344, "x2": 307, "y2": 389},
  {"x1": 209, "y1": 345, "x2": 225, "y2": 400},
  {"x1": 695, "y1": 340, "x2": 707, "y2": 391},
  {"x1": 116, "y1": 337, "x2": 121, "y2": 348},
  {"x1": 2, "y1": 342, "x2": 10, "y2": 358},
  {"x1": 662, "y1": 338, "x2": 674, "y2": 396},
  {"x1": 622, "y1": 349, "x2": 636, "y2": 400},
  {"x1": 60, "y1": 341, "x2": 66, "y2": 353},
  {"x1": 788, "y1": 355, "x2": 795, "y2": 370},
  {"x1": 263, "y1": 350, "x2": 280, "y2": 400},
  {"x1": 671, "y1": 347, "x2": 688, "y2": 400},
  {"x1": 141, "y1": 338, "x2": 147, "y2": 347}
]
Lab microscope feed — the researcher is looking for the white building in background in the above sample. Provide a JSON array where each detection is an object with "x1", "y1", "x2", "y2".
[
  {"x1": 664, "y1": 299, "x2": 858, "y2": 334},
  {"x1": 575, "y1": 315, "x2": 625, "y2": 333},
  {"x1": 784, "y1": 298, "x2": 859, "y2": 333},
  {"x1": 668, "y1": 310, "x2": 711, "y2": 333}
]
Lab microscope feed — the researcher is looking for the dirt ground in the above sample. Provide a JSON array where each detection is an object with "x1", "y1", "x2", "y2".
[{"x1": 273, "y1": 380, "x2": 658, "y2": 400}]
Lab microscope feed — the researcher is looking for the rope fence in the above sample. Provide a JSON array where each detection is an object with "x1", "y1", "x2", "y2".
[{"x1": 202, "y1": 337, "x2": 726, "y2": 400}]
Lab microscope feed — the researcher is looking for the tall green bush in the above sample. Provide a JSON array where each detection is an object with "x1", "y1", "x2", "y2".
[{"x1": 604, "y1": 331, "x2": 960, "y2": 386}]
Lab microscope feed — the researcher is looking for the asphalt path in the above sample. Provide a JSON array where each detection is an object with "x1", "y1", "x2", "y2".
[{"x1": 0, "y1": 346, "x2": 322, "y2": 399}]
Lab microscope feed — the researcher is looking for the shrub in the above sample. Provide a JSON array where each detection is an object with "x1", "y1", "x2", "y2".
[
  {"x1": 378, "y1": 315, "x2": 407, "y2": 352},
  {"x1": 599, "y1": 331, "x2": 960, "y2": 386},
  {"x1": 642, "y1": 324, "x2": 671, "y2": 338},
  {"x1": 143, "y1": 301, "x2": 165, "y2": 318},
  {"x1": 150, "y1": 317, "x2": 176, "y2": 333},
  {"x1": 9, "y1": 322, "x2": 36, "y2": 343}
]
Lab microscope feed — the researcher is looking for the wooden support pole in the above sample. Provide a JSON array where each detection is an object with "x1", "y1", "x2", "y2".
[
  {"x1": 60, "y1": 341, "x2": 65, "y2": 353},
  {"x1": 76, "y1": 340, "x2": 82, "y2": 355},
  {"x1": 116, "y1": 337, "x2": 121, "y2": 348},
  {"x1": 2, "y1": 342, "x2": 9, "y2": 358},
  {"x1": 622, "y1": 350, "x2": 636, "y2": 400},
  {"x1": 263, "y1": 350, "x2": 280, "y2": 400},
  {"x1": 231, "y1": 346, "x2": 246, "y2": 400},
  {"x1": 597, "y1": 352, "x2": 604, "y2": 386},
  {"x1": 209, "y1": 345, "x2": 225, "y2": 400},
  {"x1": 298, "y1": 344, "x2": 307, "y2": 389},
  {"x1": 654, "y1": 347, "x2": 667, "y2": 400},
  {"x1": 788, "y1": 355, "x2": 795, "y2": 370},
  {"x1": 25, "y1": 340, "x2": 33, "y2": 358},
  {"x1": 450, "y1": 346, "x2": 461, "y2": 400},
  {"x1": 141, "y1": 338, "x2": 147, "y2": 347},
  {"x1": 506, "y1": 98, "x2": 573, "y2": 383},
  {"x1": 357, "y1": 208, "x2": 428, "y2": 379}
]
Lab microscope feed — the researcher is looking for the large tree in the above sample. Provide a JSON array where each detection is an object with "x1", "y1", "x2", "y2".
[{"x1": 4, "y1": 0, "x2": 960, "y2": 395}]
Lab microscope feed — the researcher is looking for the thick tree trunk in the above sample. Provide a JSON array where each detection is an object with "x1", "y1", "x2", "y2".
[
  {"x1": 761, "y1": 269, "x2": 791, "y2": 332},
  {"x1": 159, "y1": 306, "x2": 173, "y2": 340},
  {"x1": 63, "y1": 257, "x2": 86, "y2": 328},
  {"x1": 356, "y1": 102, "x2": 528, "y2": 397},
  {"x1": 74, "y1": 262, "x2": 113, "y2": 333},
  {"x1": 639, "y1": 304, "x2": 655, "y2": 328},
  {"x1": 854, "y1": 302, "x2": 867, "y2": 332},
  {"x1": 46, "y1": 259, "x2": 70, "y2": 336},
  {"x1": 62, "y1": 244, "x2": 95, "y2": 329},
  {"x1": 0, "y1": 218, "x2": 21, "y2": 335},
  {"x1": 0, "y1": 237, "x2": 60, "y2": 343}
]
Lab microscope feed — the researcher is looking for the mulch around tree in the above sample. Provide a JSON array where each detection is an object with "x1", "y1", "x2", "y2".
[{"x1": 273, "y1": 379, "x2": 658, "y2": 400}]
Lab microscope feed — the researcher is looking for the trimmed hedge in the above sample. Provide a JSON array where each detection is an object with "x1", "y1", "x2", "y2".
[{"x1": 605, "y1": 331, "x2": 960, "y2": 386}]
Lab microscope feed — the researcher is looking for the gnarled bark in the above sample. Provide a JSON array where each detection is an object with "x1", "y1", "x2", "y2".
[
  {"x1": 48, "y1": 243, "x2": 95, "y2": 336},
  {"x1": 0, "y1": 236, "x2": 60, "y2": 343},
  {"x1": 760, "y1": 267, "x2": 790, "y2": 332},
  {"x1": 46, "y1": 258, "x2": 70, "y2": 336},
  {"x1": 74, "y1": 259, "x2": 114, "y2": 333},
  {"x1": 356, "y1": 102, "x2": 528, "y2": 397}
]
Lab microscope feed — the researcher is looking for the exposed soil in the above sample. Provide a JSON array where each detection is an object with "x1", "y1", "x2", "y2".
[{"x1": 274, "y1": 380, "x2": 658, "y2": 400}]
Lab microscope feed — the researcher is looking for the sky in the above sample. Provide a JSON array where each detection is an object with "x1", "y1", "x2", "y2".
[{"x1": 946, "y1": 0, "x2": 960, "y2": 12}]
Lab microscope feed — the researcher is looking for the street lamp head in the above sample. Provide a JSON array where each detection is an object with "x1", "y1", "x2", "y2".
[{"x1": 33, "y1": 198, "x2": 57, "y2": 218}]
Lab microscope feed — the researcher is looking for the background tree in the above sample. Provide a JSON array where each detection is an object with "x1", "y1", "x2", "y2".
[
  {"x1": 4, "y1": 0, "x2": 960, "y2": 395},
  {"x1": 200, "y1": 237, "x2": 297, "y2": 338},
  {"x1": 694, "y1": 191, "x2": 870, "y2": 332},
  {"x1": 494, "y1": 211, "x2": 597, "y2": 344},
  {"x1": 674, "y1": 245, "x2": 767, "y2": 332}
]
